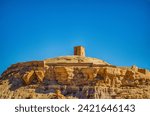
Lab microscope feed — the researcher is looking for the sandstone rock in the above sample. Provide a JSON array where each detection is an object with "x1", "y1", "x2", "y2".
[
  {"x1": 54, "y1": 67, "x2": 69, "y2": 84},
  {"x1": 138, "y1": 68, "x2": 148, "y2": 75},
  {"x1": 81, "y1": 68, "x2": 98, "y2": 81},
  {"x1": 35, "y1": 70, "x2": 45, "y2": 82},
  {"x1": 22, "y1": 70, "x2": 34, "y2": 85},
  {"x1": 131, "y1": 65, "x2": 138, "y2": 72},
  {"x1": 52, "y1": 90, "x2": 65, "y2": 99},
  {"x1": 45, "y1": 66, "x2": 55, "y2": 80},
  {"x1": 0, "y1": 47, "x2": 150, "y2": 99},
  {"x1": 125, "y1": 70, "x2": 135, "y2": 80}
]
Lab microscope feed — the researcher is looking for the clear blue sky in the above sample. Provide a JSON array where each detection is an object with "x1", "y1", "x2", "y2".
[{"x1": 0, "y1": 0, "x2": 150, "y2": 74}]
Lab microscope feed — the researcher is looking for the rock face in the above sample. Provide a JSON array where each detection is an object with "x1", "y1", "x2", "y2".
[{"x1": 0, "y1": 47, "x2": 150, "y2": 99}]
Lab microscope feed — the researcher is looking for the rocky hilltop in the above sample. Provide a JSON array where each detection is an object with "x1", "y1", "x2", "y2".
[{"x1": 0, "y1": 46, "x2": 150, "y2": 99}]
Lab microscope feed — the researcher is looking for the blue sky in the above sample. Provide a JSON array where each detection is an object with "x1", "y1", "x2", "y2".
[{"x1": 0, "y1": 0, "x2": 150, "y2": 74}]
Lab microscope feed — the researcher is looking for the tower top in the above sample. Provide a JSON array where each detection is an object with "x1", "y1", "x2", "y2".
[{"x1": 74, "y1": 46, "x2": 85, "y2": 57}]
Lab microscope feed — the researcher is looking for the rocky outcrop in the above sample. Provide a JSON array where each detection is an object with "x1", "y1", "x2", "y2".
[
  {"x1": 22, "y1": 70, "x2": 35, "y2": 85},
  {"x1": 54, "y1": 67, "x2": 72, "y2": 84},
  {"x1": 22, "y1": 69, "x2": 45, "y2": 85},
  {"x1": 0, "y1": 56, "x2": 150, "y2": 99}
]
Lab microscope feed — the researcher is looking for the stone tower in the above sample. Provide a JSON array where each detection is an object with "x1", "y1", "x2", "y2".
[{"x1": 74, "y1": 46, "x2": 85, "y2": 57}]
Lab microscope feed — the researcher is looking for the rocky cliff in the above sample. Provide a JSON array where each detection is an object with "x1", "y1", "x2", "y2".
[{"x1": 0, "y1": 56, "x2": 150, "y2": 99}]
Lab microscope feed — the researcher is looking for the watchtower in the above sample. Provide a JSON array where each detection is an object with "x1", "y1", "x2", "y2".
[{"x1": 74, "y1": 46, "x2": 85, "y2": 57}]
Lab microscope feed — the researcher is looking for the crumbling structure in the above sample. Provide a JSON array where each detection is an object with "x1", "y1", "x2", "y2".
[{"x1": 0, "y1": 46, "x2": 150, "y2": 99}]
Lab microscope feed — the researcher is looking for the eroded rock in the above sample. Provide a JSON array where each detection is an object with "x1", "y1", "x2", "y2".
[{"x1": 0, "y1": 55, "x2": 150, "y2": 99}]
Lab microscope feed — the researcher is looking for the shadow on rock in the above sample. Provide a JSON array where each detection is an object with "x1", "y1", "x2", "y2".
[
  {"x1": 35, "y1": 85, "x2": 56, "y2": 94},
  {"x1": 8, "y1": 77, "x2": 24, "y2": 91}
]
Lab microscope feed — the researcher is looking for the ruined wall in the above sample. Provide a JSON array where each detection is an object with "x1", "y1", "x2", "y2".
[
  {"x1": 1, "y1": 61, "x2": 150, "y2": 87},
  {"x1": 74, "y1": 46, "x2": 85, "y2": 57},
  {"x1": 1, "y1": 61, "x2": 150, "y2": 99}
]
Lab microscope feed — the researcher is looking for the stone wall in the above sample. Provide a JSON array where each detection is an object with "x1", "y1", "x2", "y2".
[
  {"x1": 1, "y1": 61, "x2": 150, "y2": 99},
  {"x1": 74, "y1": 46, "x2": 85, "y2": 57}
]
